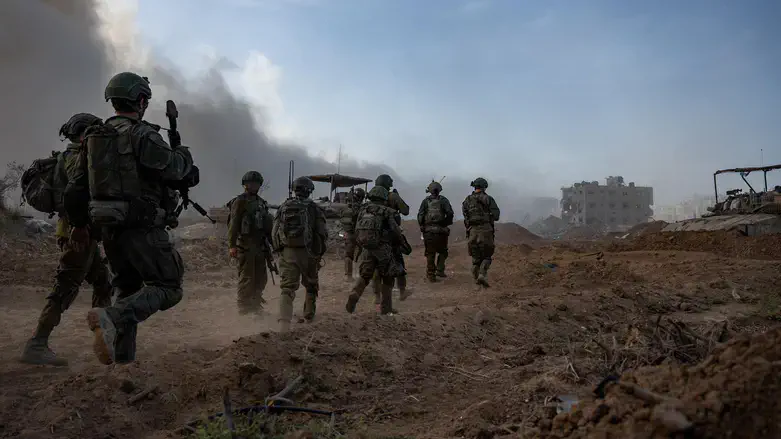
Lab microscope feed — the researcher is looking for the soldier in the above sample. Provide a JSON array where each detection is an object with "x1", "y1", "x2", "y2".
[
  {"x1": 272, "y1": 177, "x2": 328, "y2": 332},
  {"x1": 345, "y1": 186, "x2": 404, "y2": 315},
  {"x1": 64, "y1": 72, "x2": 198, "y2": 365},
  {"x1": 462, "y1": 177, "x2": 501, "y2": 287},
  {"x1": 372, "y1": 174, "x2": 412, "y2": 307},
  {"x1": 339, "y1": 187, "x2": 365, "y2": 281},
  {"x1": 227, "y1": 171, "x2": 274, "y2": 314},
  {"x1": 19, "y1": 113, "x2": 113, "y2": 366},
  {"x1": 417, "y1": 180, "x2": 454, "y2": 282}
]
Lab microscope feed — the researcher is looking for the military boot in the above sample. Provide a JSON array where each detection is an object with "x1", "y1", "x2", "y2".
[
  {"x1": 477, "y1": 260, "x2": 491, "y2": 288},
  {"x1": 20, "y1": 336, "x2": 68, "y2": 366},
  {"x1": 436, "y1": 254, "x2": 448, "y2": 278},
  {"x1": 302, "y1": 289, "x2": 318, "y2": 322},
  {"x1": 347, "y1": 278, "x2": 368, "y2": 313},
  {"x1": 278, "y1": 291, "x2": 295, "y2": 332},
  {"x1": 344, "y1": 258, "x2": 353, "y2": 281},
  {"x1": 398, "y1": 275, "x2": 414, "y2": 301}
]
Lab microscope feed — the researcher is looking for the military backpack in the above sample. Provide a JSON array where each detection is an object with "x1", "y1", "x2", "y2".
[
  {"x1": 278, "y1": 198, "x2": 313, "y2": 248},
  {"x1": 425, "y1": 196, "x2": 446, "y2": 225},
  {"x1": 20, "y1": 151, "x2": 62, "y2": 215},
  {"x1": 355, "y1": 204, "x2": 385, "y2": 249}
]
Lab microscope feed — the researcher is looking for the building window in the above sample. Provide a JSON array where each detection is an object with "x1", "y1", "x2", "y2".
[
  {"x1": 623, "y1": 191, "x2": 628, "y2": 196},
  {"x1": 623, "y1": 202, "x2": 629, "y2": 208},
  {"x1": 589, "y1": 203, "x2": 596, "y2": 208},
  {"x1": 609, "y1": 203, "x2": 616, "y2": 208}
]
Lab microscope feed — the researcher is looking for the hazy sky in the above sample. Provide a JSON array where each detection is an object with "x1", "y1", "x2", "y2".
[{"x1": 125, "y1": 0, "x2": 781, "y2": 204}]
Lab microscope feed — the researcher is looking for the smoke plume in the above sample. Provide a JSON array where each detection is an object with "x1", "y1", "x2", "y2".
[{"x1": 1, "y1": 0, "x2": 553, "y2": 224}]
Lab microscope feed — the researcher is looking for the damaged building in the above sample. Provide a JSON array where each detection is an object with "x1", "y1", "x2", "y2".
[{"x1": 561, "y1": 176, "x2": 654, "y2": 232}]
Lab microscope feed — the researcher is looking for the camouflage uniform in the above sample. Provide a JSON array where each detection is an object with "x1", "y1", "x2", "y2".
[
  {"x1": 462, "y1": 177, "x2": 501, "y2": 287},
  {"x1": 21, "y1": 114, "x2": 113, "y2": 366},
  {"x1": 339, "y1": 188, "x2": 365, "y2": 280},
  {"x1": 272, "y1": 177, "x2": 328, "y2": 332},
  {"x1": 417, "y1": 181, "x2": 454, "y2": 282},
  {"x1": 64, "y1": 72, "x2": 197, "y2": 365},
  {"x1": 228, "y1": 171, "x2": 273, "y2": 314},
  {"x1": 372, "y1": 174, "x2": 412, "y2": 305},
  {"x1": 346, "y1": 186, "x2": 405, "y2": 315}
]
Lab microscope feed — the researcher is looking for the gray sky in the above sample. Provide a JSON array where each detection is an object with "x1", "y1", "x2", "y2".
[{"x1": 1, "y1": 0, "x2": 779, "y2": 222}]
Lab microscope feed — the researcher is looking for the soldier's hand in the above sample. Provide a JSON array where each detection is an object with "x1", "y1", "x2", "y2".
[
  {"x1": 69, "y1": 227, "x2": 90, "y2": 253},
  {"x1": 229, "y1": 247, "x2": 238, "y2": 258}
]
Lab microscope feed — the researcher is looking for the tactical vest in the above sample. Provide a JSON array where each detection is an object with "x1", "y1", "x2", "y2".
[
  {"x1": 83, "y1": 118, "x2": 164, "y2": 227},
  {"x1": 464, "y1": 192, "x2": 492, "y2": 226},
  {"x1": 339, "y1": 205, "x2": 358, "y2": 233},
  {"x1": 240, "y1": 196, "x2": 270, "y2": 236}
]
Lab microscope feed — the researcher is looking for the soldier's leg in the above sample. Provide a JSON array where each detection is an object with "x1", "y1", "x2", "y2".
[
  {"x1": 84, "y1": 242, "x2": 113, "y2": 308},
  {"x1": 344, "y1": 236, "x2": 354, "y2": 280},
  {"x1": 255, "y1": 250, "x2": 269, "y2": 309},
  {"x1": 396, "y1": 251, "x2": 413, "y2": 301},
  {"x1": 423, "y1": 235, "x2": 437, "y2": 282},
  {"x1": 346, "y1": 252, "x2": 376, "y2": 313},
  {"x1": 468, "y1": 235, "x2": 482, "y2": 283},
  {"x1": 22, "y1": 238, "x2": 95, "y2": 366},
  {"x1": 278, "y1": 248, "x2": 302, "y2": 332},
  {"x1": 87, "y1": 228, "x2": 184, "y2": 365},
  {"x1": 301, "y1": 254, "x2": 320, "y2": 322},
  {"x1": 378, "y1": 247, "x2": 399, "y2": 315},
  {"x1": 372, "y1": 270, "x2": 382, "y2": 305},
  {"x1": 478, "y1": 233, "x2": 496, "y2": 287},
  {"x1": 236, "y1": 248, "x2": 259, "y2": 314},
  {"x1": 435, "y1": 234, "x2": 449, "y2": 278}
]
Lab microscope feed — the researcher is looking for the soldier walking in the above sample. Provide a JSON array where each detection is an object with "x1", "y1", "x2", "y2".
[
  {"x1": 339, "y1": 187, "x2": 365, "y2": 281},
  {"x1": 20, "y1": 113, "x2": 113, "y2": 366},
  {"x1": 272, "y1": 177, "x2": 328, "y2": 332},
  {"x1": 417, "y1": 181, "x2": 454, "y2": 282},
  {"x1": 346, "y1": 186, "x2": 404, "y2": 315},
  {"x1": 65, "y1": 72, "x2": 199, "y2": 364},
  {"x1": 372, "y1": 174, "x2": 413, "y2": 308},
  {"x1": 462, "y1": 177, "x2": 501, "y2": 287},
  {"x1": 228, "y1": 171, "x2": 274, "y2": 314}
]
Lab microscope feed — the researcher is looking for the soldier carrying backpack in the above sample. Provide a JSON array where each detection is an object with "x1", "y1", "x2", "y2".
[
  {"x1": 417, "y1": 180, "x2": 454, "y2": 282},
  {"x1": 272, "y1": 176, "x2": 328, "y2": 332},
  {"x1": 19, "y1": 113, "x2": 113, "y2": 366},
  {"x1": 345, "y1": 186, "x2": 405, "y2": 316},
  {"x1": 461, "y1": 177, "x2": 501, "y2": 287}
]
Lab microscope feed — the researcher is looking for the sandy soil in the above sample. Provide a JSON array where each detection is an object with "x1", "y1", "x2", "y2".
[{"x1": 1, "y1": 223, "x2": 780, "y2": 438}]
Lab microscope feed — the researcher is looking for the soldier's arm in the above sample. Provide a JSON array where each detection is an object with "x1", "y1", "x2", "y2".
[
  {"x1": 137, "y1": 128, "x2": 193, "y2": 181},
  {"x1": 261, "y1": 200, "x2": 274, "y2": 243},
  {"x1": 228, "y1": 197, "x2": 246, "y2": 248},
  {"x1": 315, "y1": 206, "x2": 329, "y2": 254},
  {"x1": 461, "y1": 198, "x2": 470, "y2": 229},
  {"x1": 62, "y1": 150, "x2": 90, "y2": 228},
  {"x1": 390, "y1": 191, "x2": 410, "y2": 216},
  {"x1": 443, "y1": 196, "x2": 455, "y2": 226},
  {"x1": 386, "y1": 209, "x2": 405, "y2": 241},
  {"x1": 489, "y1": 196, "x2": 501, "y2": 222},
  {"x1": 416, "y1": 198, "x2": 427, "y2": 227}
]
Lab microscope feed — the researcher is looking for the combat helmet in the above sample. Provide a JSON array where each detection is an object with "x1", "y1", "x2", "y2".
[
  {"x1": 292, "y1": 176, "x2": 315, "y2": 196},
  {"x1": 241, "y1": 171, "x2": 264, "y2": 186},
  {"x1": 470, "y1": 177, "x2": 488, "y2": 190},
  {"x1": 375, "y1": 174, "x2": 394, "y2": 190},
  {"x1": 368, "y1": 186, "x2": 389, "y2": 202},
  {"x1": 426, "y1": 181, "x2": 443, "y2": 194},
  {"x1": 59, "y1": 113, "x2": 102, "y2": 141},
  {"x1": 104, "y1": 72, "x2": 152, "y2": 102},
  {"x1": 353, "y1": 187, "x2": 366, "y2": 201}
]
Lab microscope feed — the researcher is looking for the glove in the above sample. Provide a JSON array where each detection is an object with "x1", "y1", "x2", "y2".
[{"x1": 69, "y1": 226, "x2": 90, "y2": 253}]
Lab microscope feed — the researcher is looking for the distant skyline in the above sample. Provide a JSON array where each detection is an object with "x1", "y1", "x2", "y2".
[{"x1": 116, "y1": 0, "x2": 779, "y2": 204}]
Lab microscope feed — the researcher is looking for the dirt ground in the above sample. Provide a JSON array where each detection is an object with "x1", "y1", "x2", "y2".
[{"x1": 1, "y1": 221, "x2": 780, "y2": 438}]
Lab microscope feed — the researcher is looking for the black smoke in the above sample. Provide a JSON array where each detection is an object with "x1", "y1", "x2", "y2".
[{"x1": 0, "y1": 0, "x2": 552, "y2": 224}]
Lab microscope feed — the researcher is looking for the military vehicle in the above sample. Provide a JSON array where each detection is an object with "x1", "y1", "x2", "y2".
[{"x1": 662, "y1": 164, "x2": 781, "y2": 236}]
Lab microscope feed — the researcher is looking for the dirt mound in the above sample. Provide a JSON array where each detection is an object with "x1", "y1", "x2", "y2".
[
  {"x1": 539, "y1": 326, "x2": 781, "y2": 438},
  {"x1": 561, "y1": 225, "x2": 606, "y2": 241},
  {"x1": 618, "y1": 230, "x2": 781, "y2": 260},
  {"x1": 624, "y1": 220, "x2": 668, "y2": 238},
  {"x1": 402, "y1": 220, "x2": 542, "y2": 247}
]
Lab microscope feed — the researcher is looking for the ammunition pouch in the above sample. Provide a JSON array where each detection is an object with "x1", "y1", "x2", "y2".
[{"x1": 89, "y1": 199, "x2": 166, "y2": 228}]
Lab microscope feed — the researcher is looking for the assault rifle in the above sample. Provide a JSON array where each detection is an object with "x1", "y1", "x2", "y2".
[
  {"x1": 165, "y1": 100, "x2": 215, "y2": 224},
  {"x1": 263, "y1": 236, "x2": 280, "y2": 285}
]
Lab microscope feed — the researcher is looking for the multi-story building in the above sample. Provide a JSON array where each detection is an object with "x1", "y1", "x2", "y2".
[{"x1": 561, "y1": 176, "x2": 654, "y2": 231}]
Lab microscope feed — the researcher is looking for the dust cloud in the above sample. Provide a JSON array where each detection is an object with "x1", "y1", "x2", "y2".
[{"x1": 0, "y1": 0, "x2": 552, "y2": 223}]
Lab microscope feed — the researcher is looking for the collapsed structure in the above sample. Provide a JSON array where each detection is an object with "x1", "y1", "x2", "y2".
[{"x1": 560, "y1": 176, "x2": 654, "y2": 232}]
